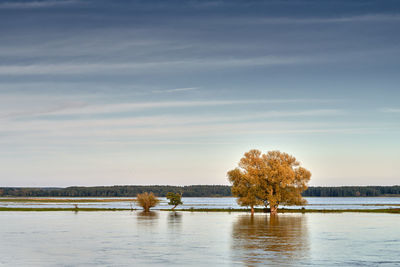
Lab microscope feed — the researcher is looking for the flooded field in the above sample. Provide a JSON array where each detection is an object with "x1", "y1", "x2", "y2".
[
  {"x1": 1, "y1": 197, "x2": 400, "y2": 210},
  {"x1": 0, "y1": 211, "x2": 399, "y2": 266}
]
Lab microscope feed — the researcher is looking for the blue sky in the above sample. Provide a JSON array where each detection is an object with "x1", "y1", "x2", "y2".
[{"x1": 1, "y1": 0, "x2": 399, "y2": 186}]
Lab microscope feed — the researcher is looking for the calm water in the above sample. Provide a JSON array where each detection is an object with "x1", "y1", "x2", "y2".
[
  {"x1": 2, "y1": 197, "x2": 400, "y2": 210},
  {"x1": 0, "y1": 211, "x2": 399, "y2": 266}
]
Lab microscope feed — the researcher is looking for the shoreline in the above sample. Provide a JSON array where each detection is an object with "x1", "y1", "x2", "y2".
[
  {"x1": 0, "y1": 207, "x2": 399, "y2": 213},
  {"x1": 0, "y1": 198, "x2": 136, "y2": 202}
]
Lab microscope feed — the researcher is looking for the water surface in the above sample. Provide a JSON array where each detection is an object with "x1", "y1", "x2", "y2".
[{"x1": 0, "y1": 211, "x2": 399, "y2": 266}]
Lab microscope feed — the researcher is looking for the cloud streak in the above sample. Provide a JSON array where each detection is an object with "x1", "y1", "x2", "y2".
[
  {"x1": 1, "y1": 119, "x2": 396, "y2": 145},
  {"x1": 0, "y1": 99, "x2": 341, "y2": 119},
  {"x1": 152, "y1": 87, "x2": 198, "y2": 94},
  {"x1": 0, "y1": 0, "x2": 79, "y2": 9},
  {"x1": 380, "y1": 108, "x2": 400, "y2": 113},
  {"x1": 237, "y1": 14, "x2": 400, "y2": 25},
  {"x1": 0, "y1": 56, "x2": 310, "y2": 75},
  {"x1": 1, "y1": 109, "x2": 344, "y2": 130}
]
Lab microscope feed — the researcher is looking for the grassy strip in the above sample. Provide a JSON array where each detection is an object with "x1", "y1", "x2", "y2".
[
  {"x1": 0, "y1": 198, "x2": 135, "y2": 203},
  {"x1": 0, "y1": 207, "x2": 399, "y2": 213},
  {"x1": 0, "y1": 207, "x2": 133, "y2": 212},
  {"x1": 360, "y1": 204, "x2": 400, "y2": 206},
  {"x1": 278, "y1": 208, "x2": 400, "y2": 214},
  {"x1": 162, "y1": 208, "x2": 400, "y2": 214}
]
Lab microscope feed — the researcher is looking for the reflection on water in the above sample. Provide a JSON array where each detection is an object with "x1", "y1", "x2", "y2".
[
  {"x1": 167, "y1": 212, "x2": 182, "y2": 227},
  {"x1": 137, "y1": 211, "x2": 159, "y2": 219},
  {"x1": 232, "y1": 214, "x2": 309, "y2": 266},
  {"x1": 136, "y1": 211, "x2": 159, "y2": 227}
]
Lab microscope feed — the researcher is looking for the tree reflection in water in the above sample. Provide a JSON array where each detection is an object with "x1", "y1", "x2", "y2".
[
  {"x1": 232, "y1": 214, "x2": 309, "y2": 266},
  {"x1": 136, "y1": 211, "x2": 159, "y2": 228},
  {"x1": 167, "y1": 212, "x2": 182, "y2": 227}
]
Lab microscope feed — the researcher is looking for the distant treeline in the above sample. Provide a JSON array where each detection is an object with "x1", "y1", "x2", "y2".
[
  {"x1": 0, "y1": 185, "x2": 232, "y2": 197},
  {"x1": 0, "y1": 185, "x2": 399, "y2": 197},
  {"x1": 303, "y1": 186, "x2": 400, "y2": 197}
]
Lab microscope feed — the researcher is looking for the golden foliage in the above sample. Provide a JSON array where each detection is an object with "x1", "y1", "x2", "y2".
[
  {"x1": 135, "y1": 192, "x2": 160, "y2": 212},
  {"x1": 228, "y1": 150, "x2": 311, "y2": 213}
]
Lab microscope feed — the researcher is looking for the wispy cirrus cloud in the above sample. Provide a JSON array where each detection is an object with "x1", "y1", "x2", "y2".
[
  {"x1": 1, "y1": 119, "x2": 395, "y2": 144},
  {"x1": 152, "y1": 87, "x2": 198, "y2": 94},
  {"x1": 0, "y1": 99, "x2": 341, "y2": 119},
  {"x1": 0, "y1": 100, "x2": 255, "y2": 119},
  {"x1": 380, "y1": 108, "x2": 400, "y2": 113},
  {"x1": 0, "y1": 102, "x2": 87, "y2": 120},
  {"x1": 0, "y1": 56, "x2": 310, "y2": 75},
  {"x1": 226, "y1": 14, "x2": 400, "y2": 25},
  {"x1": 1, "y1": 109, "x2": 344, "y2": 131},
  {"x1": 0, "y1": 0, "x2": 79, "y2": 9}
]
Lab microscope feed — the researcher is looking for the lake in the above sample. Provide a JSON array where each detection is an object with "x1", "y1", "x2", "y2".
[
  {"x1": 2, "y1": 197, "x2": 400, "y2": 210},
  {"x1": 0, "y1": 211, "x2": 399, "y2": 266}
]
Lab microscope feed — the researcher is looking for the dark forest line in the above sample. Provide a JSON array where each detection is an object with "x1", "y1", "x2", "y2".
[{"x1": 1, "y1": 185, "x2": 400, "y2": 197}]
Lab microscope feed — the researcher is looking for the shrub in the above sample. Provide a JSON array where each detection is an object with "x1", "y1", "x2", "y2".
[{"x1": 135, "y1": 192, "x2": 160, "y2": 212}]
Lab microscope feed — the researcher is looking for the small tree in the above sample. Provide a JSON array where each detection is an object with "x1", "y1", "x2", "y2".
[
  {"x1": 166, "y1": 192, "x2": 183, "y2": 210},
  {"x1": 228, "y1": 149, "x2": 311, "y2": 214},
  {"x1": 135, "y1": 192, "x2": 160, "y2": 212}
]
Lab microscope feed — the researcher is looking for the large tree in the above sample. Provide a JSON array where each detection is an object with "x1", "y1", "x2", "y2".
[
  {"x1": 228, "y1": 150, "x2": 264, "y2": 215},
  {"x1": 228, "y1": 149, "x2": 311, "y2": 214}
]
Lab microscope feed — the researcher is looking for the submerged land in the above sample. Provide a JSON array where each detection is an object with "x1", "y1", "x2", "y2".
[
  {"x1": 0, "y1": 207, "x2": 399, "y2": 213},
  {"x1": 0, "y1": 198, "x2": 135, "y2": 202},
  {"x1": 2, "y1": 186, "x2": 400, "y2": 214},
  {"x1": 0, "y1": 198, "x2": 399, "y2": 213}
]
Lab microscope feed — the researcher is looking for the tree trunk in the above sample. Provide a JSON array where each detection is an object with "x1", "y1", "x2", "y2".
[
  {"x1": 270, "y1": 205, "x2": 278, "y2": 214},
  {"x1": 172, "y1": 205, "x2": 177, "y2": 210},
  {"x1": 250, "y1": 205, "x2": 254, "y2": 215}
]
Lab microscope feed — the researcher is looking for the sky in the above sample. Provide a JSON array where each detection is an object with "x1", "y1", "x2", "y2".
[{"x1": 1, "y1": 0, "x2": 400, "y2": 187}]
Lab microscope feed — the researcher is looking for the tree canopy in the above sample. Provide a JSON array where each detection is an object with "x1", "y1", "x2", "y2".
[
  {"x1": 228, "y1": 149, "x2": 311, "y2": 214},
  {"x1": 166, "y1": 192, "x2": 183, "y2": 210}
]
